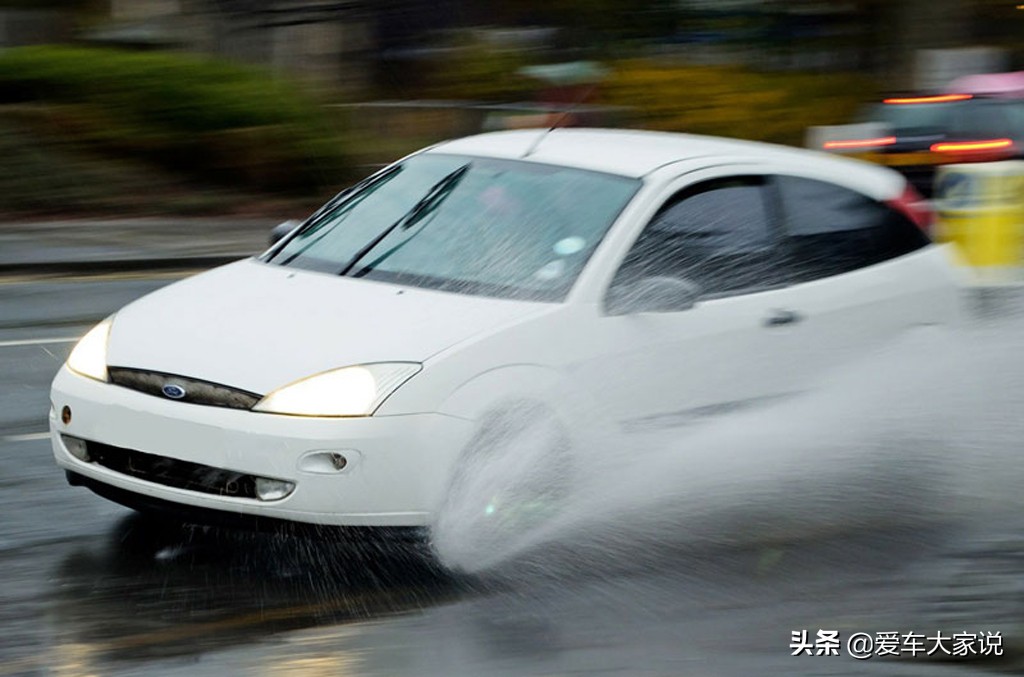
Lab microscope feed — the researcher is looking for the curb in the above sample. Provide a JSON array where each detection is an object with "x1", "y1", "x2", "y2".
[{"x1": 0, "y1": 255, "x2": 252, "y2": 276}]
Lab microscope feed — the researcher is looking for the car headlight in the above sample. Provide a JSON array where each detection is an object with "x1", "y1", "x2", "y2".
[
  {"x1": 66, "y1": 319, "x2": 112, "y2": 382},
  {"x1": 252, "y1": 363, "x2": 421, "y2": 417}
]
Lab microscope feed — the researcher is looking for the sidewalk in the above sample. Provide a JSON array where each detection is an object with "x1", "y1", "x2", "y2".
[{"x1": 0, "y1": 218, "x2": 280, "y2": 275}]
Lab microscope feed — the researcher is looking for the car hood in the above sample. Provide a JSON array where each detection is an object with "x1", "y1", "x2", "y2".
[{"x1": 107, "y1": 259, "x2": 552, "y2": 395}]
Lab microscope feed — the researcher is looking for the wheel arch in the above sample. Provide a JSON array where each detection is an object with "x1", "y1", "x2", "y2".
[{"x1": 436, "y1": 363, "x2": 598, "y2": 436}]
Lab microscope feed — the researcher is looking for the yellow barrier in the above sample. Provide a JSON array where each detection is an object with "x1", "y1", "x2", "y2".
[{"x1": 934, "y1": 161, "x2": 1024, "y2": 284}]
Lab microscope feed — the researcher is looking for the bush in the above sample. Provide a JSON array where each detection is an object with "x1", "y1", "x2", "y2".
[
  {"x1": 0, "y1": 119, "x2": 168, "y2": 214},
  {"x1": 0, "y1": 46, "x2": 348, "y2": 193},
  {"x1": 602, "y1": 60, "x2": 876, "y2": 146}
]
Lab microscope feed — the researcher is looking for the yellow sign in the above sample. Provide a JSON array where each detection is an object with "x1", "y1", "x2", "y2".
[{"x1": 934, "y1": 162, "x2": 1024, "y2": 281}]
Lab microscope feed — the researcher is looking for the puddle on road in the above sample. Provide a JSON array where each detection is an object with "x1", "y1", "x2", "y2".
[
  {"x1": 432, "y1": 303, "x2": 1024, "y2": 577},
  {"x1": 42, "y1": 517, "x2": 459, "y2": 666}
]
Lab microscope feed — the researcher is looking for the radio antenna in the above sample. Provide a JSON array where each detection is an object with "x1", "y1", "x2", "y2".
[{"x1": 522, "y1": 82, "x2": 598, "y2": 158}]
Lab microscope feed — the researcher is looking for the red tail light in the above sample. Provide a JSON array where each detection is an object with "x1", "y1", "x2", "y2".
[
  {"x1": 930, "y1": 138, "x2": 1014, "y2": 153},
  {"x1": 887, "y1": 183, "x2": 933, "y2": 233},
  {"x1": 823, "y1": 136, "x2": 896, "y2": 150},
  {"x1": 883, "y1": 93, "x2": 973, "y2": 105}
]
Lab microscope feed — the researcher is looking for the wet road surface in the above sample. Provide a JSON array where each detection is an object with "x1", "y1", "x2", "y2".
[{"x1": 2, "y1": 272, "x2": 1023, "y2": 676}]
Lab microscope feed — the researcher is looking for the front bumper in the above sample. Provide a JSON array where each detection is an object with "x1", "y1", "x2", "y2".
[{"x1": 50, "y1": 366, "x2": 472, "y2": 526}]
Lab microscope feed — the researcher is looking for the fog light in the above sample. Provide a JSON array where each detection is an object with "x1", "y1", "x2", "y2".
[
  {"x1": 61, "y1": 434, "x2": 90, "y2": 462},
  {"x1": 61, "y1": 406, "x2": 72, "y2": 425},
  {"x1": 254, "y1": 477, "x2": 295, "y2": 502}
]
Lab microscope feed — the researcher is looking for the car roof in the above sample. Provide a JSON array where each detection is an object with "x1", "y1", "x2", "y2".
[
  {"x1": 948, "y1": 71, "x2": 1024, "y2": 99},
  {"x1": 427, "y1": 128, "x2": 893, "y2": 184}
]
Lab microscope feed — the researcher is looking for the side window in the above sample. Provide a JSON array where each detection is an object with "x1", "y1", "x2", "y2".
[
  {"x1": 776, "y1": 176, "x2": 929, "y2": 283},
  {"x1": 610, "y1": 177, "x2": 780, "y2": 300}
]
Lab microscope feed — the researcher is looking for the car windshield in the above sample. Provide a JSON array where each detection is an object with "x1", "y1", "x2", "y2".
[
  {"x1": 863, "y1": 99, "x2": 1021, "y2": 138},
  {"x1": 861, "y1": 102, "x2": 960, "y2": 134},
  {"x1": 265, "y1": 154, "x2": 640, "y2": 301}
]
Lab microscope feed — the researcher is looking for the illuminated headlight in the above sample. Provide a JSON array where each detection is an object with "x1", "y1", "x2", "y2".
[
  {"x1": 67, "y1": 319, "x2": 112, "y2": 382},
  {"x1": 252, "y1": 363, "x2": 421, "y2": 417}
]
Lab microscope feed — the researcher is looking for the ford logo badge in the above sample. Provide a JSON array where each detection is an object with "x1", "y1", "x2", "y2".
[{"x1": 162, "y1": 384, "x2": 187, "y2": 400}]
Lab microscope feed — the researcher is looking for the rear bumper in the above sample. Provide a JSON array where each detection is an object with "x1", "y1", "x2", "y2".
[
  {"x1": 51, "y1": 366, "x2": 473, "y2": 527},
  {"x1": 858, "y1": 152, "x2": 938, "y2": 197},
  {"x1": 889, "y1": 164, "x2": 937, "y2": 198}
]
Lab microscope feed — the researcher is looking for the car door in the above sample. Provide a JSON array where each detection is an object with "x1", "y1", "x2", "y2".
[
  {"x1": 761, "y1": 172, "x2": 949, "y2": 384},
  {"x1": 572, "y1": 172, "x2": 811, "y2": 430}
]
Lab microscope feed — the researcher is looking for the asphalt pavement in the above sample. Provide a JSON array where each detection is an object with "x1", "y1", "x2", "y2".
[
  {"x1": 1, "y1": 228, "x2": 1022, "y2": 675},
  {"x1": 0, "y1": 218, "x2": 276, "y2": 275}
]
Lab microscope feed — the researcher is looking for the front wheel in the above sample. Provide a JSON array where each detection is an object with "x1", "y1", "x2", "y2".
[{"x1": 430, "y1": 403, "x2": 573, "y2": 572}]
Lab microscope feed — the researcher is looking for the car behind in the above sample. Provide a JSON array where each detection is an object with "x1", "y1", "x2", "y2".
[{"x1": 823, "y1": 88, "x2": 1023, "y2": 196}]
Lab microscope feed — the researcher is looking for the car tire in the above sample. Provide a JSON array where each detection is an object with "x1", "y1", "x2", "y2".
[{"x1": 430, "y1": 402, "x2": 574, "y2": 573}]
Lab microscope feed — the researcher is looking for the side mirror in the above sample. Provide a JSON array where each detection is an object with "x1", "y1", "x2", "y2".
[
  {"x1": 605, "y1": 276, "x2": 701, "y2": 316},
  {"x1": 269, "y1": 219, "x2": 301, "y2": 247}
]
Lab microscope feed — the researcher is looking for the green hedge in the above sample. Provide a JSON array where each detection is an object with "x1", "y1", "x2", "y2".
[
  {"x1": 602, "y1": 60, "x2": 876, "y2": 147},
  {"x1": 0, "y1": 46, "x2": 348, "y2": 192}
]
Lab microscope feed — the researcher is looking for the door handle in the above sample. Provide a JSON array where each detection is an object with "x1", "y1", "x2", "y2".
[{"x1": 763, "y1": 308, "x2": 803, "y2": 327}]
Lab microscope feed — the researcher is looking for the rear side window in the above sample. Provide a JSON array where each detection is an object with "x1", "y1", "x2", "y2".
[
  {"x1": 775, "y1": 176, "x2": 929, "y2": 283},
  {"x1": 611, "y1": 177, "x2": 783, "y2": 298}
]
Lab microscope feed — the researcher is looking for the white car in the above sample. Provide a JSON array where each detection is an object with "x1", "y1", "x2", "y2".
[{"x1": 51, "y1": 128, "x2": 962, "y2": 537}]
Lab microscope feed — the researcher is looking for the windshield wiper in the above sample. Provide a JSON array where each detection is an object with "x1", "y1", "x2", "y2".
[
  {"x1": 307, "y1": 164, "x2": 403, "y2": 228},
  {"x1": 270, "y1": 164, "x2": 404, "y2": 266},
  {"x1": 338, "y1": 163, "x2": 470, "y2": 277}
]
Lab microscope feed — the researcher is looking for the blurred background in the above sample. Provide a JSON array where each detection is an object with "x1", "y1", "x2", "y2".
[{"x1": 0, "y1": 0, "x2": 1021, "y2": 218}]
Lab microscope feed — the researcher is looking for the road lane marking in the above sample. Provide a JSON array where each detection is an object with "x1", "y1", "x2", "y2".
[
  {"x1": 0, "y1": 269, "x2": 200, "y2": 285},
  {"x1": 0, "y1": 337, "x2": 77, "y2": 348},
  {"x1": 3, "y1": 432, "x2": 50, "y2": 442}
]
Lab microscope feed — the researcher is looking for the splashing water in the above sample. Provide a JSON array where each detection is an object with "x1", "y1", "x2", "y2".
[{"x1": 431, "y1": 299, "x2": 1024, "y2": 576}]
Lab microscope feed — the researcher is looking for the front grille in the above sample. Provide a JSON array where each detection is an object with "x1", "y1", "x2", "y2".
[
  {"x1": 108, "y1": 367, "x2": 261, "y2": 410},
  {"x1": 87, "y1": 440, "x2": 259, "y2": 499}
]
